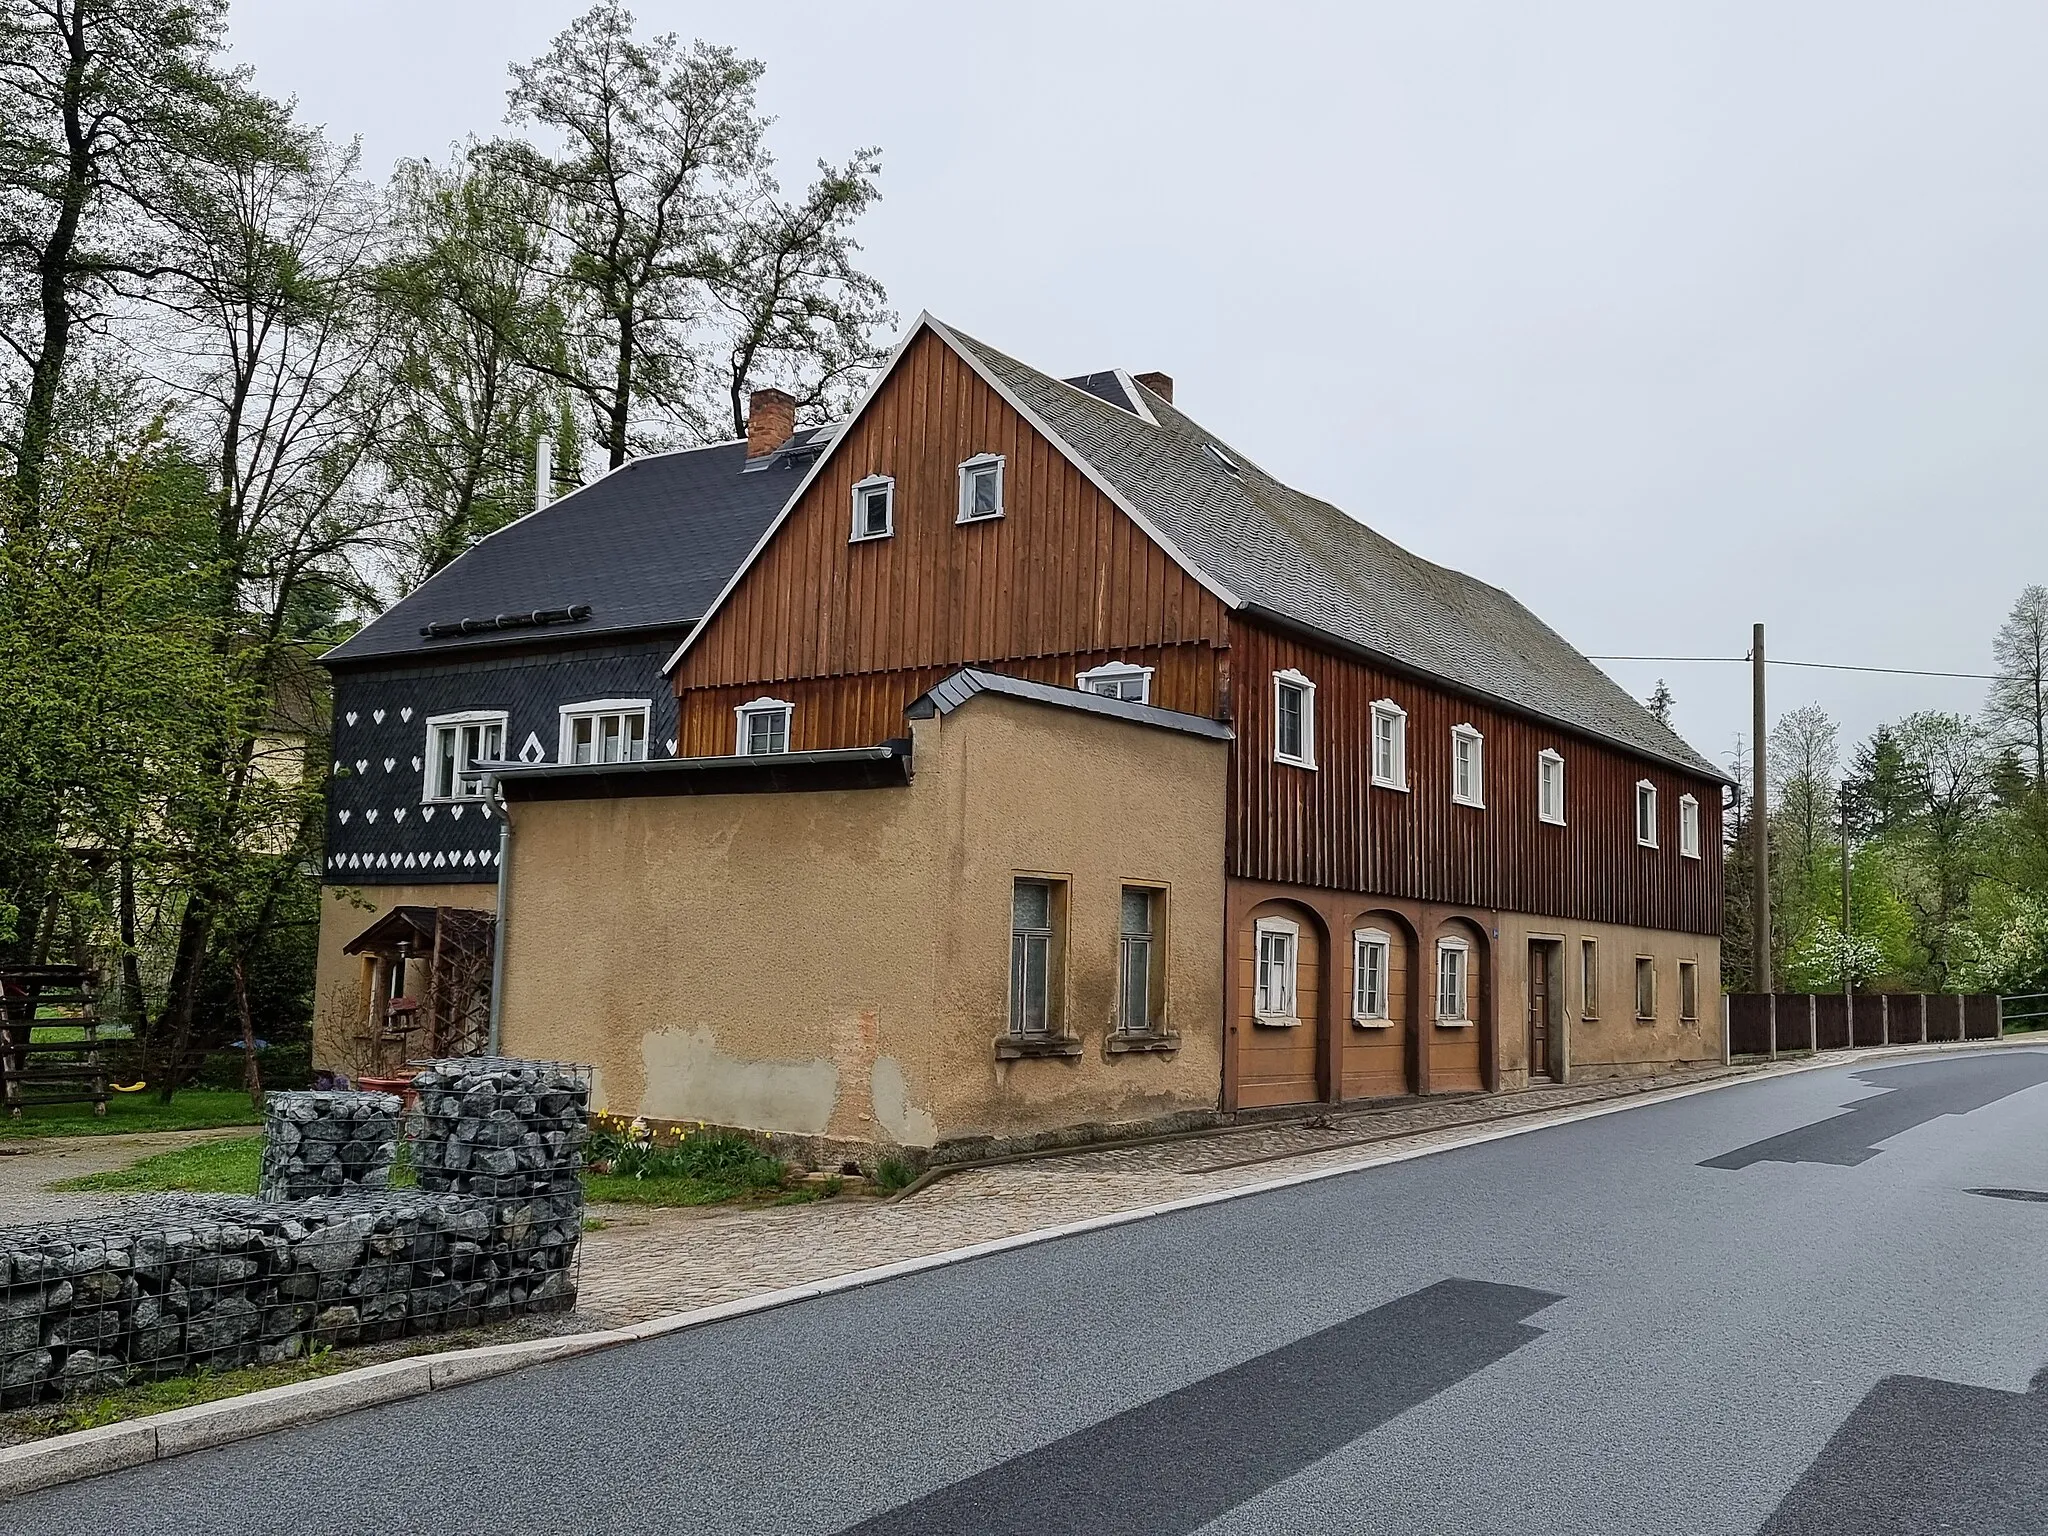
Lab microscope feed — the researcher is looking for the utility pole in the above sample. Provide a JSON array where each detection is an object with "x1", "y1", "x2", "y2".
[
  {"x1": 1840, "y1": 780, "x2": 1854, "y2": 1036},
  {"x1": 1752, "y1": 623, "x2": 1772, "y2": 994}
]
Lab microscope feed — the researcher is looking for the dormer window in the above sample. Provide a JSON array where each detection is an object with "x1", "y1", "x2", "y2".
[
  {"x1": 735, "y1": 697, "x2": 794, "y2": 756},
  {"x1": 424, "y1": 711, "x2": 506, "y2": 802},
  {"x1": 851, "y1": 474, "x2": 894, "y2": 541},
  {"x1": 558, "y1": 699, "x2": 650, "y2": 765},
  {"x1": 1451, "y1": 724, "x2": 1485, "y2": 808},
  {"x1": 1077, "y1": 662, "x2": 1152, "y2": 703},
  {"x1": 957, "y1": 454, "x2": 1004, "y2": 522}
]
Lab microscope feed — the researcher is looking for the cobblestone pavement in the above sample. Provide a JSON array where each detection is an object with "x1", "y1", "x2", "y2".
[
  {"x1": 573, "y1": 1063, "x2": 1768, "y2": 1324},
  {"x1": 0, "y1": 1126, "x2": 253, "y2": 1227}
]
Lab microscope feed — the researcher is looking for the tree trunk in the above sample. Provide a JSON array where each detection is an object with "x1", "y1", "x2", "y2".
[
  {"x1": 233, "y1": 958, "x2": 263, "y2": 1110},
  {"x1": 117, "y1": 845, "x2": 149, "y2": 1036}
]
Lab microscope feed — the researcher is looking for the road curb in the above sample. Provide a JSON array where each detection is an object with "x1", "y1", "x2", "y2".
[{"x1": 4, "y1": 1035, "x2": 2035, "y2": 1502}]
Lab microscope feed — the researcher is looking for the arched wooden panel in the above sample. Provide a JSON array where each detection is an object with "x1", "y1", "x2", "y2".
[
  {"x1": 1342, "y1": 910, "x2": 1411, "y2": 1101},
  {"x1": 1233, "y1": 900, "x2": 1324, "y2": 1109}
]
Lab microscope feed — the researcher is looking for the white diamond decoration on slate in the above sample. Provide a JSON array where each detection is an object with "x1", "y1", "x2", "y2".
[
  {"x1": 480, "y1": 802, "x2": 491, "y2": 818},
  {"x1": 519, "y1": 732, "x2": 546, "y2": 764},
  {"x1": 400, "y1": 707, "x2": 413, "y2": 722}
]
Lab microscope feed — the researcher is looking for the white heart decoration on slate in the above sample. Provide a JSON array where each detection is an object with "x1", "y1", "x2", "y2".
[
  {"x1": 665, "y1": 739, "x2": 678, "y2": 755},
  {"x1": 421, "y1": 806, "x2": 435, "y2": 821},
  {"x1": 345, "y1": 712, "x2": 358, "y2": 726},
  {"x1": 393, "y1": 808, "x2": 407, "y2": 823},
  {"x1": 383, "y1": 758, "x2": 396, "y2": 772},
  {"x1": 337, "y1": 810, "x2": 350, "y2": 824},
  {"x1": 373, "y1": 709, "x2": 386, "y2": 724},
  {"x1": 463, "y1": 851, "x2": 477, "y2": 867},
  {"x1": 355, "y1": 759, "x2": 368, "y2": 774},
  {"x1": 400, "y1": 707, "x2": 413, "y2": 722},
  {"x1": 364, "y1": 809, "x2": 378, "y2": 823},
  {"x1": 451, "y1": 805, "x2": 463, "y2": 820},
  {"x1": 332, "y1": 760, "x2": 342, "y2": 774},
  {"x1": 433, "y1": 852, "x2": 446, "y2": 868},
  {"x1": 411, "y1": 757, "x2": 422, "y2": 772}
]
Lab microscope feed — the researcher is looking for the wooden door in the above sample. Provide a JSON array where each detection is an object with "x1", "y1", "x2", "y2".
[{"x1": 1527, "y1": 941, "x2": 1553, "y2": 1081}]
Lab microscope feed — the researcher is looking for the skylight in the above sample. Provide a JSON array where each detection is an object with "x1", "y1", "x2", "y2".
[{"x1": 1203, "y1": 442, "x2": 1241, "y2": 474}]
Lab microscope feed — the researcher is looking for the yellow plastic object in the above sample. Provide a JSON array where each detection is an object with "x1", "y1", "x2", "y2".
[{"x1": 111, "y1": 1080, "x2": 148, "y2": 1093}]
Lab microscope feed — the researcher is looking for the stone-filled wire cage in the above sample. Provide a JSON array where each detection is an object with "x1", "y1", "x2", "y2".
[
  {"x1": 0, "y1": 1189, "x2": 581, "y2": 1408},
  {"x1": 404, "y1": 1057, "x2": 591, "y2": 1204}
]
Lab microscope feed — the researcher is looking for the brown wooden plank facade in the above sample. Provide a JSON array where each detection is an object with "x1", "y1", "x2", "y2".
[{"x1": 672, "y1": 322, "x2": 1724, "y2": 939}]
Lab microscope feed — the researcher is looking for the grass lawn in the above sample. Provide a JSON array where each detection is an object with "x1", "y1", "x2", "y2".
[
  {"x1": 55, "y1": 1134, "x2": 264, "y2": 1194},
  {"x1": 0, "y1": 1088, "x2": 264, "y2": 1141},
  {"x1": 7, "y1": 1350, "x2": 354, "y2": 1440}
]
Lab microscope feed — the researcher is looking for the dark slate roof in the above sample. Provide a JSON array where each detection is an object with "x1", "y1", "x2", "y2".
[
  {"x1": 940, "y1": 320, "x2": 1726, "y2": 782},
  {"x1": 907, "y1": 668, "x2": 1236, "y2": 740},
  {"x1": 322, "y1": 439, "x2": 808, "y2": 666},
  {"x1": 493, "y1": 744, "x2": 910, "y2": 801},
  {"x1": 1060, "y1": 371, "x2": 1144, "y2": 416}
]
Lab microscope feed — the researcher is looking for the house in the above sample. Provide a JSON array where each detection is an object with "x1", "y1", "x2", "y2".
[
  {"x1": 489, "y1": 314, "x2": 1729, "y2": 1159},
  {"x1": 310, "y1": 391, "x2": 821, "y2": 1075}
]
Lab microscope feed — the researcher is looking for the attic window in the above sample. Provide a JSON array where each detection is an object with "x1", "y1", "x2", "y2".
[
  {"x1": 1203, "y1": 443, "x2": 1241, "y2": 475},
  {"x1": 850, "y1": 474, "x2": 894, "y2": 542},
  {"x1": 957, "y1": 454, "x2": 1004, "y2": 522}
]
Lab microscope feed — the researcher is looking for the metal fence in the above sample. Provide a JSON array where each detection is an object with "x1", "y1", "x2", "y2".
[{"x1": 1725, "y1": 993, "x2": 2004, "y2": 1059}]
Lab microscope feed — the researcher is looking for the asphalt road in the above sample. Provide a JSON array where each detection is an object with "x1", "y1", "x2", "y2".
[{"x1": 13, "y1": 1045, "x2": 2048, "y2": 1535}]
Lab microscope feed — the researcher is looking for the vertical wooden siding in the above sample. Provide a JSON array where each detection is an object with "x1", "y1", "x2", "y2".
[
  {"x1": 1228, "y1": 618, "x2": 1724, "y2": 935},
  {"x1": 675, "y1": 328, "x2": 1231, "y2": 700}
]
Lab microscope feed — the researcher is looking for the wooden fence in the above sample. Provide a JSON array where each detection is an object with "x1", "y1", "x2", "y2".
[{"x1": 1724, "y1": 992, "x2": 2003, "y2": 1059}]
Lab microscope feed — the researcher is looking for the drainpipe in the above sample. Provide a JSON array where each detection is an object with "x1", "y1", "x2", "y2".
[{"x1": 486, "y1": 786, "x2": 512, "y2": 1057}]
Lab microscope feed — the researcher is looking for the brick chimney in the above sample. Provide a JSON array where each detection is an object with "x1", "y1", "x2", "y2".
[
  {"x1": 746, "y1": 388, "x2": 796, "y2": 458},
  {"x1": 1133, "y1": 371, "x2": 1173, "y2": 405}
]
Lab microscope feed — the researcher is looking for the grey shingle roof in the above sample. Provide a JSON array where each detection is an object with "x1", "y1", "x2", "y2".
[
  {"x1": 939, "y1": 320, "x2": 1725, "y2": 782},
  {"x1": 907, "y1": 667, "x2": 1236, "y2": 740},
  {"x1": 322, "y1": 439, "x2": 809, "y2": 666}
]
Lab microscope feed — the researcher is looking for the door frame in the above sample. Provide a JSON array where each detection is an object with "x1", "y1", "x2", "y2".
[{"x1": 1526, "y1": 936, "x2": 1565, "y2": 1083}]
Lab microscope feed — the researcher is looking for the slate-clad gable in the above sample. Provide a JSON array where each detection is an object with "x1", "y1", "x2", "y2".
[{"x1": 324, "y1": 639, "x2": 681, "y2": 884}]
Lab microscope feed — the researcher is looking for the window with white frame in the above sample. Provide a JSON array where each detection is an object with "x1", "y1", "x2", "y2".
[
  {"x1": 1635, "y1": 780, "x2": 1659, "y2": 847},
  {"x1": 1538, "y1": 749, "x2": 1566, "y2": 825},
  {"x1": 850, "y1": 474, "x2": 894, "y2": 541},
  {"x1": 1273, "y1": 670, "x2": 1316, "y2": 768},
  {"x1": 1451, "y1": 724, "x2": 1485, "y2": 807},
  {"x1": 1371, "y1": 699, "x2": 1408, "y2": 789},
  {"x1": 733, "y1": 697, "x2": 794, "y2": 756},
  {"x1": 1679, "y1": 793, "x2": 1701, "y2": 859},
  {"x1": 424, "y1": 711, "x2": 506, "y2": 801},
  {"x1": 1253, "y1": 916, "x2": 1299, "y2": 1022},
  {"x1": 1077, "y1": 662, "x2": 1152, "y2": 703},
  {"x1": 1010, "y1": 877, "x2": 1063, "y2": 1037},
  {"x1": 558, "y1": 699, "x2": 650, "y2": 765},
  {"x1": 957, "y1": 453, "x2": 1004, "y2": 522},
  {"x1": 1118, "y1": 886, "x2": 1165, "y2": 1036},
  {"x1": 1635, "y1": 956, "x2": 1657, "y2": 1020},
  {"x1": 1353, "y1": 929, "x2": 1392, "y2": 1023},
  {"x1": 1435, "y1": 938, "x2": 1471, "y2": 1023}
]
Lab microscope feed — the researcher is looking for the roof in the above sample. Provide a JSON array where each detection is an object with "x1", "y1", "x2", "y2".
[
  {"x1": 933, "y1": 320, "x2": 1726, "y2": 782},
  {"x1": 493, "y1": 743, "x2": 911, "y2": 801},
  {"x1": 907, "y1": 668, "x2": 1236, "y2": 741},
  {"x1": 322, "y1": 436, "x2": 817, "y2": 667}
]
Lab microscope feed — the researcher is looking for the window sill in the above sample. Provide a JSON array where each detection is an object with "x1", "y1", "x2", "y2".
[
  {"x1": 1107, "y1": 1031, "x2": 1180, "y2": 1055},
  {"x1": 954, "y1": 511, "x2": 1004, "y2": 525},
  {"x1": 1352, "y1": 1017, "x2": 1393, "y2": 1030},
  {"x1": 1274, "y1": 755, "x2": 1317, "y2": 771},
  {"x1": 994, "y1": 1034, "x2": 1083, "y2": 1060},
  {"x1": 1252, "y1": 1014, "x2": 1300, "y2": 1029},
  {"x1": 849, "y1": 531, "x2": 893, "y2": 544},
  {"x1": 1371, "y1": 778, "x2": 1410, "y2": 793},
  {"x1": 1434, "y1": 1018, "x2": 1475, "y2": 1029},
  {"x1": 1452, "y1": 797, "x2": 1485, "y2": 811},
  {"x1": 1634, "y1": 1014, "x2": 1656, "y2": 1025},
  {"x1": 1539, "y1": 815, "x2": 1567, "y2": 828}
]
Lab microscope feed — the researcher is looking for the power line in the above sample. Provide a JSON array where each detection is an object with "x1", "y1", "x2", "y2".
[{"x1": 1585, "y1": 654, "x2": 1998, "y2": 681}]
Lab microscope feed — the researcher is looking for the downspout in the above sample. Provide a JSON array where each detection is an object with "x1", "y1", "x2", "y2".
[{"x1": 486, "y1": 783, "x2": 512, "y2": 1057}]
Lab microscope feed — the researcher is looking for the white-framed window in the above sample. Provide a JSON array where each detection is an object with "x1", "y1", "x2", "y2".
[
  {"x1": 1010, "y1": 877, "x2": 1063, "y2": 1037},
  {"x1": 1435, "y1": 938, "x2": 1471, "y2": 1024},
  {"x1": 733, "y1": 697, "x2": 794, "y2": 756},
  {"x1": 1253, "y1": 916, "x2": 1299, "y2": 1022},
  {"x1": 1371, "y1": 699, "x2": 1408, "y2": 790},
  {"x1": 424, "y1": 711, "x2": 506, "y2": 802},
  {"x1": 1353, "y1": 928, "x2": 1392, "y2": 1024},
  {"x1": 1273, "y1": 669, "x2": 1316, "y2": 768},
  {"x1": 1118, "y1": 886, "x2": 1165, "y2": 1036},
  {"x1": 1635, "y1": 956, "x2": 1657, "y2": 1020},
  {"x1": 850, "y1": 473, "x2": 894, "y2": 541},
  {"x1": 1679, "y1": 959, "x2": 1699, "y2": 1021},
  {"x1": 1451, "y1": 724, "x2": 1485, "y2": 807},
  {"x1": 1679, "y1": 793, "x2": 1701, "y2": 859},
  {"x1": 558, "y1": 699, "x2": 650, "y2": 765},
  {"x1": 1538, "y1": 749, "x2": 1566, "y2": 825},
  {"x1": 1635, "y1": 780, "x2": 1659, "y2": 848},
  {"x1": 1077, "y1": 662, "x2": 1153, "y2": 703},
  {"x1": 957, "y1": 453, "x2": 1004, "y2": 522}
]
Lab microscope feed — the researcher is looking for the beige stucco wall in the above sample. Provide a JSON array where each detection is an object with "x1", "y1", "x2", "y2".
[
  {"x1": 311, "y1": 881, "x2": 498, "y2": 1074},
  {"x1": 499, "y1": 693, "x2": 1229, "y2": 1150},
  {"x1": 1493, "y1": 911, "x2": 1721, "y2": 1087}
]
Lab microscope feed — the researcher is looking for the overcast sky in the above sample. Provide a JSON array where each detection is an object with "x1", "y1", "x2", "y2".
[{"x1": 227, "y1": 0, "x2": 2048, "y2": 770}]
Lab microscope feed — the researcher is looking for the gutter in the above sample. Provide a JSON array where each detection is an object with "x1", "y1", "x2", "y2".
[{"x1": 487, "y1": 783, "x2": 511, "y2": 1056}]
